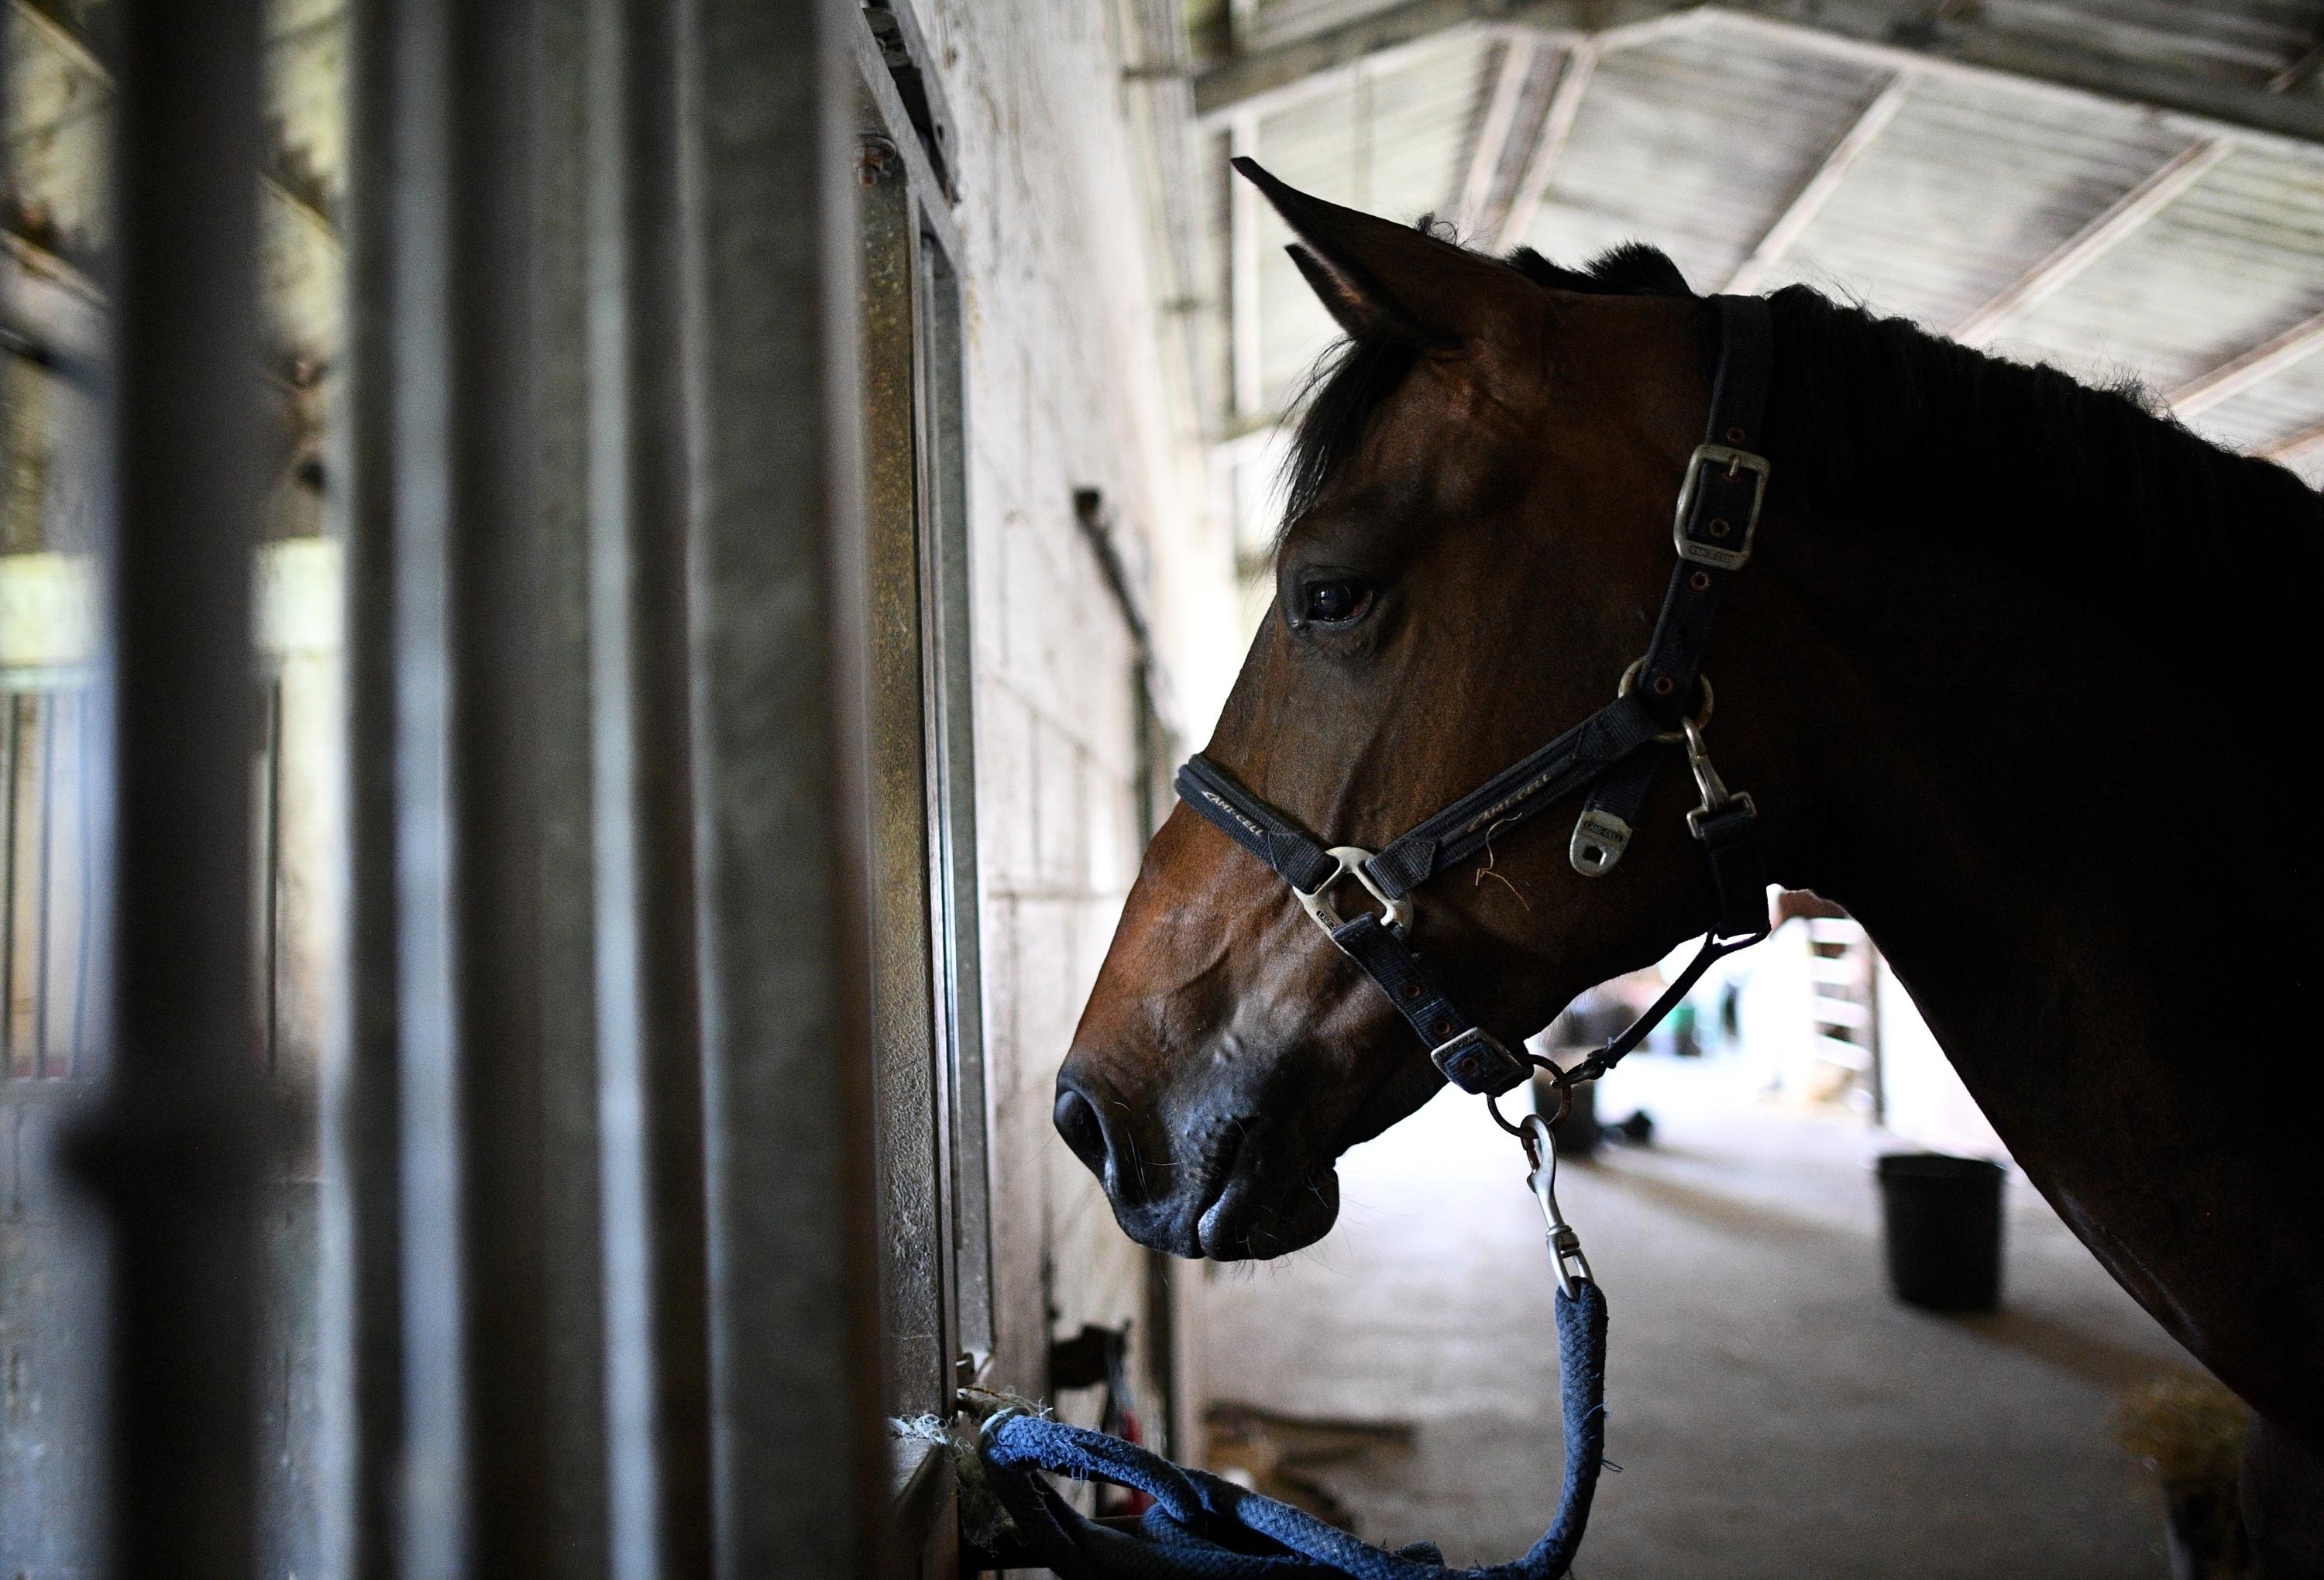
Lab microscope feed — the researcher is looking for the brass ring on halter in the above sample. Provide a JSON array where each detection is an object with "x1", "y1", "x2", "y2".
[
  {"x1": 1537, "y1": 1077, "x2": 1573, "y2": 1129},
  {"x1": 1490, "y1": 1057, "x2": 1573, "y2": 1139},
  {"x1": 1618, "y1": 660, "x2": 1713, "y2": 745}
]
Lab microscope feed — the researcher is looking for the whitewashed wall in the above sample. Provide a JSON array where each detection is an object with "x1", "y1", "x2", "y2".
[{"x1": 916, "y1": 0, "x2": 1241, "y2": 1426}]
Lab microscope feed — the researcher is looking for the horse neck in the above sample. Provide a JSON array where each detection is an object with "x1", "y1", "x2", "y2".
[{"x1": 1744, "y1": 498, "x2": 2304, "y2": 1113}]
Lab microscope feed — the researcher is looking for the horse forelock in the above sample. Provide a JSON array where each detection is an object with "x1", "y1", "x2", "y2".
[{"x1": 1272, "y1": 231, "x2": 1693, "y2": 549}]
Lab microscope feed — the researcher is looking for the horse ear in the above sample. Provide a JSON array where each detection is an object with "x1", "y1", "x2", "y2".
[
  {"x1": 1236, "y1": 156, "x2": 1519, "y2": 348},
  {"x1": 1285, "y1": 244, "x2": 1375, "y2": 338}
]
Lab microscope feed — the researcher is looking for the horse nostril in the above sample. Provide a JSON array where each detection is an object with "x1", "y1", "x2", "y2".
[{"x1": 1054, "y1": 1086, "x2": 1112, "y2": 1178}]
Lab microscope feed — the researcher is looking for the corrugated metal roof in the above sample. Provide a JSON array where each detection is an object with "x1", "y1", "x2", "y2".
[
  {"x1": 1250, "y1": 29, "x2": 1490, "y2": 405},
  {"x1": 1195, "y1": 0, "x2": 2324, "y2": 538},
  {"x1": 1979, "y1": 0, "x2": 2320, "y2": 84},
  {"x1": 1523, "y1": 20, "x2": 1893, "y2": 292},
  {"x1": 1763, "y1": 72, "x2": 2199, "y2": 331},
  {"x1": 1996, "y1": 141, "x2": 2324, "y2": 386}
]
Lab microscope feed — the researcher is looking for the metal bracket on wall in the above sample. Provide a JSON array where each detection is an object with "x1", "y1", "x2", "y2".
[{"x1": 862, "y1": 4, "x2": 957, "y2": 201}]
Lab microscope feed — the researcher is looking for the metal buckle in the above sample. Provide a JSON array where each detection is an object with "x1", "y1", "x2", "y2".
[
  {"x1": 1568, "y1": 808, "x2": 1632, "y2": 878},
  {"x1": 1673, "y1": 443, "x2": 1769, "y2": 572},
  {"x1": 1292, "y1": 846, "x2": 1414, "y2": 939},
  {"x1": 1432, "y1": 1025, "x2": 1531, "y2": 1096}
]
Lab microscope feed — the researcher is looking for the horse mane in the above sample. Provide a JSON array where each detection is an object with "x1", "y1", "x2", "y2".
[{"x1": 1280, "y1": 225, "x2": 2324, "y2": 655}]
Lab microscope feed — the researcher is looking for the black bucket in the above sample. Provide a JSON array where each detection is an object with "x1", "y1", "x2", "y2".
[{"x1": 1875, "y1": 1152, "x2": 2005, "y2": 1312}]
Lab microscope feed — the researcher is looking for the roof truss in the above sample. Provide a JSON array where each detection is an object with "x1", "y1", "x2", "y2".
[{"x1": 1193, "y1": 0, "x2": 2324, "y2": 147}]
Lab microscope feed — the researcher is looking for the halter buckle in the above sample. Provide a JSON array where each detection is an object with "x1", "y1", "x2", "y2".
[
  {"x1": 1293, "y1": 846, "x2": 1415, "y2": 939},
  {"x1": 1673, "y1": 443, "x2": 1769, "y2": 572},
  {"x1": 1432, "y1": 1025, "x2": 1531, "y2": 1097}
]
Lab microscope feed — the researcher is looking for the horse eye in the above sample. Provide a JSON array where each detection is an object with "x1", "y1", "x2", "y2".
[{"x1": 1300, "y1": 579, "x2": 1370, "y2": 626}]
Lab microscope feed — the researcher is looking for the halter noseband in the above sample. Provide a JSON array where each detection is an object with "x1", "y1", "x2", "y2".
[{"x1": 1174, "y1": 295, "x2": 1777, "y2": 1125}]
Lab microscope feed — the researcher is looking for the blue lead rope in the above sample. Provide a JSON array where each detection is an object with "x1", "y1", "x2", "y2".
[{"x1": 974, "y1": 1279, "x2": 1610, "y2": 1579}]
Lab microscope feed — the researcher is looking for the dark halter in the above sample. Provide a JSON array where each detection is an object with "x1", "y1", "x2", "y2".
[{"x1": 1174, "y1": 294, "x2": 1777, "y2": 1128}]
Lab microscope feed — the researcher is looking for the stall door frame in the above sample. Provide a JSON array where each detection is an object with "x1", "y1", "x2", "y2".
[{"x1": 852, "y1": 15, "x2": 994, "y2": 1576}]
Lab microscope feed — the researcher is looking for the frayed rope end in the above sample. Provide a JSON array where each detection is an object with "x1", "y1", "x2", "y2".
[{"x1": 889, "y1": 1388, "x2": 1054, "y2": 1552}]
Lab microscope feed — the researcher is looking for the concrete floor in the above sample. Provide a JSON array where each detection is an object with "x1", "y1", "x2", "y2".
[{"x1": 1194, "y1": 1053, "x2": 2194, "y2": 1578}]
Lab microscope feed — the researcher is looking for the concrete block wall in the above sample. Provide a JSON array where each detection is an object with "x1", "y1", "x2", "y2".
[{"x1": 916, "y1": 0, "x2": 1239, "y2": 1428}]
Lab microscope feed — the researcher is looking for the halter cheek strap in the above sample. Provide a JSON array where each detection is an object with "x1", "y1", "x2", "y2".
[{"x1": 1173, "y1": 295, "x2": 1776, "y2": 1108}]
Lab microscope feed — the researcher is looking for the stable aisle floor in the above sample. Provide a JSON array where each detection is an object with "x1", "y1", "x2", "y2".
[{"x1": 1192, "y1": 1056, "x2": 2189, "y2": 1579}]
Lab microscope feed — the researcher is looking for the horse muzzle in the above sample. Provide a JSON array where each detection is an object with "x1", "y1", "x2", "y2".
[{"x1": 1052, "y1": 1066, "x2": 1340, "y2": 1261}]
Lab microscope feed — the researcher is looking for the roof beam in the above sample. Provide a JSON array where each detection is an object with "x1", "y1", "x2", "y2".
[
  {"x1": 2257, "y1": 415, "x2": 2324, "y2": 464},
  {"x1": 1951, "y1": 136, "x2": 2227, "y2": 345},
  {"x1": 2168, "y1": 308, "x2": 2324, "y2": 417},
  {"x1": 1192, "y1": 1, "x2": 2324, "y2": 146},
  {"x1": 1497, "y1": 40, "x2": 1598, "y2": 249},
  {"x1": 1455, "y1": 34, "x2": 1545, "y2": 234},
  {"x1": 1724, "y1": 70, "x2": 1913, "y2": 294},
  {"x1": 1193, "y1": 0, "x2": 1679, "y2": 119}
]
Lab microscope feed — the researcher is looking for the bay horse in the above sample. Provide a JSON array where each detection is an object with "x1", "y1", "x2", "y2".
[{"x1": 1055, "y1": 161, "x2": 2324, "y2": 1570}]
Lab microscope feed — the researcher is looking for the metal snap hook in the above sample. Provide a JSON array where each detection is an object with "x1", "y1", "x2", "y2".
[
  {"x1": 1682, "y1": 716, "x2": 1757, "y2": 839},
  {"x1": 1292, "y1": 846, "x2": 1415, "y2": 939},
  {"x1": 1519, "y1": 1112, "x2": 1593, "y2": 1298}
]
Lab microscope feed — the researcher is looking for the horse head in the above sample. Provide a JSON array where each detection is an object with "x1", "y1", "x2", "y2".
[{"x1": 1057, "y1": 162, "x2": 1807, "y2": 1260}]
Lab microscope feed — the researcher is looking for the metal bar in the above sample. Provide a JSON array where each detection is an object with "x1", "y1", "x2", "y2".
[
  {"x1": 858, "y1": 124, "x2": 947, "y2": 1448},
  {"x1": 1952, "y1": 136, "x2": 2226, "y2": 346},
  {"x1": 387, "y1": 0, "x2": 556, "y2": 1574},
  {"x1": 330, "y1": 0, "x2": 409, "y2": 1572},
  {"x1": 535, "y1": 3, "x2": 614, "y2": 1572},
  {"x1": 2169, "y1": 307, "x2": 2324, "y2": 418},
  {"x1": 1455, "y1": 36, "x2": 1539, "y2": 235},
  {"x1": 68, "y1": 1, "x2": 267, "y2": 1575},
  {"x1": 677, "y1": 0, "x2": 885, "y2": 1572},
  {"x1": 380, "y1": 0, "x2": 476, "y2": 1562},
  {"x1": 919, "y1": 228, "x2": 993, "y2": 1378},
  {"x1": 3, "y1": 696, "x2": 19, "y2": 1078},
  {"x1": 261, "y1": 679, "x2": 284, "y2": 1076},
  {"x1": 1497, "y1": 40, "x2": 1597, "y2": 250},
  {"x1": 68, "y1": 689, "x2": 86, "y2": 1072},
  {"x1": 587, "y1": 0, "x2": 714, "y2": 1572},
  {"x1": 1724, "y1": 70, "x2": 1912, "y2": 294},
  {"x1": 33, "y1": 691, "x2": 52, "y2": 1077}
]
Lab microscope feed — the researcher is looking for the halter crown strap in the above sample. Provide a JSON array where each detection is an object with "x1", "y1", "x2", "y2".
[{"x1": 1172, "y1": 294, "x2": 1776, "y2": 1101}]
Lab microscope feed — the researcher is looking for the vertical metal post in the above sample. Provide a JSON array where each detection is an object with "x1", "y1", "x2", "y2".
[
  {"x1": 70, "y1": 1, "x2": 267, "y2": 1575},
  {"x1": 678, "y1": 0, "x2": 885, "y2": 1571},
  {"x1": 586, "y1": 0, "x2": 715, "y2": 1575},
  {"x1": 332, "y1": 0, "x2": 408, "y2": 1572},
  {"x1": 537, "y1": 2, "x2": 614, "y2": 1571},
  {"x1": 340, "y1": 1, "x2": 564, "y2": 1574},
  {"x1": 398, "y1": 0, "x2": 555, "y2": 1572}
]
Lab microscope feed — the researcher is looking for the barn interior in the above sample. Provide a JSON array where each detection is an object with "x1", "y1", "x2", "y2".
[{"x1": 2, "y1": 1, "x2": 2318, "y2": 1575}]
